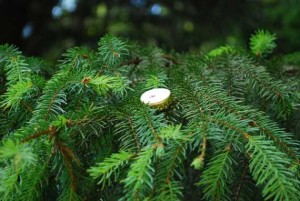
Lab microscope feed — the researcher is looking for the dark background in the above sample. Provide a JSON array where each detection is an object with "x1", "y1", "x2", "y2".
[{"x1": 1, "y1": 0, "x2": 300, "y2": 61}]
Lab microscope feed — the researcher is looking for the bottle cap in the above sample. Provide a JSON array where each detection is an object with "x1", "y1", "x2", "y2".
[{"x1": 140, "y1": 88, "x2": 171, "y2": 107}]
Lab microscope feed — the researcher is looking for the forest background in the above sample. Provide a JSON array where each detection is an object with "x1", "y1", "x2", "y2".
[{"x1": 1, "y1": 0, "x2": 300, "y2": 61}]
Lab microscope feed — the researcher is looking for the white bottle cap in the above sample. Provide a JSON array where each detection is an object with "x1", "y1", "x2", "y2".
[{"x1": 140, "y1": 88, "x2": 171, "y2": 106}]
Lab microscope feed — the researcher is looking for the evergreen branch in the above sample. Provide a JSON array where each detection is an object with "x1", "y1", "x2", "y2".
[
  {"x1": 31, "y1": 69, "x2": 92, "y2": 121},
  {"x1": 0, "y1": 44, "x2": 22, "y2": 61},
  {"x1": 58, "y1": 186, "x2": 81, "y2": 201},
  {"x1": 45, "y1": 85, "x2": 67, "y2": 120},
  {"x1": 151, "y1": 126, "x2": 189, "y2": 199},
  {"x1": 199, "y1": 146, "x2": 235, "y2": 201},
  {"x1": 19, "y1": 113, "x2": 98, "y2": 144},
  {"x1": 213, "y1": 93, "x2": 300, "y2": 162},
  {"x1": 86, "y1": 75, "x2": 130, "y2": 96},
  {"x1": 217, "y1": 54, "x2": 295, "y2": 118},
  {"x1": 20, "y1": 100, "x2": 33, "y2": 112},
  {"x1": 191, "y1": 134, "x2": 207, "y2": 170},
  {"x1": 245, "y1": 135, "x2": 300, "y2": 200},
  {"x1": 121, "y1": 147, "x2": 154, "y2": 201},
  {"x1": 16, "y1": 164, "x2": 46, "y2": 201},
  {"x1": 208, "y1": 113, "x2": 254, "y2": 139},
  {"x1": 54, "y1": 137, "x2": 81, "y2": 191},
  {"x1": 122, "y1": 104, "x2": 167, "y2": 147},
  {"x1": 208, "y1": 93, "x2": 300, "y2": 162},
  {"x1": 127, "y1": 117, "x2": 142, "y2": 152},
  {"x1": 0, "y1": 140, "x2": 38, "y2": 201},
  {"x1": 21, "y1": 126, "x2": 56, "y2": 143},
  {"x1": 0, "y1": 80, "x2": 33, "y2": 110},
  {"x1": 139, "y1": 47, "x2": 168, "y2": 69},
  {"x1": 0, "y1": 139, "x2": 37, "y2": 168},
  {"x1": 0, "y1": 166, "x2": 19, "y2": 200},
  {"x1": 60, "y1": 47, "x2": 94, "y2": 70},
  {"x1": 250, "y1": 120, "x2": 300, "y2": 163},
  {"x1": 152, "y1": 181, "x2": 183, "y2": 201},
  {"x1": 234, "y1": 161, "x2": 248, "y2": 201},
  {"x1": 28, "y1": 66, "x2": 126, "y2": 134},
  {"x1": 0, "y1": 45, "x2": 31, "y2": 85},
  {"x1": 88, "y1": 151, "x2": 133, "y2": 188},
  {"x1": 175, "y1": 73, "x2": 300, "y2": 163},
  {"x1": 208, "y1": 100, "x2": 300, "y2": 163},
  {"x1": 172, "y1": 73, "x2": 300, "y2": 200},
  {"x1": 98, "y1": 34, "x2": 129, "y2": 67},
  {"x1": 29, "y1": 47, "x2": 98, "y2": 122},
  {"x1": 196, "y1": 53, "x2": 295, "y2": 118},
  {"x1": 242, "y1": 64, "x2": 293, "y2": 111},
  {"x1": 114, "y1": 113, "x2": 142, "y2": 152},
  {"x1": 163, "y1": 143, "x2": 186, "y2": 183},
  {"x1": 250, "y1": 30, "x2": 276, "y2": 57},
  {"x1": 1, "y1": 31, "x2": 300, "y2": 201}
]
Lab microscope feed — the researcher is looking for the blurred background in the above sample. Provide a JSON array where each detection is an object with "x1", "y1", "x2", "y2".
[{"x1": 0, "y1": 0, "x2": 300, "y2": 61}]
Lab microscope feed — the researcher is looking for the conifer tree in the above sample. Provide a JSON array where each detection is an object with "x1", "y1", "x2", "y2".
[{"x1": 0, "y1": 31, "x2": 300, "y2": 201}]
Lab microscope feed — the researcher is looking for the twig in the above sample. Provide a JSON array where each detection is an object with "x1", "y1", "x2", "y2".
[
  {"x1": 21, "y1": 128, "x2": 56, "y2": 143},
  {"x1": 235, "y1": 161, "x2": 249, "y2": 200},
  {"x1": 20, "y1": 100, "x2": 33, "y2": 112},
  {"x1": 55, "y1": 138, "x2": 78, "y2": 190}
]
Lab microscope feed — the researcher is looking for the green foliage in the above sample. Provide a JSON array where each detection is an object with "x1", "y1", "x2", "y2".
[
  {"x1": 88, "y1": 151, "x2": 133, "y2": 188},
  {"x1": 250, "y1": 29, "x2": 277, "y2": 57},
  {"x1": 16, "y1": 164, "x2": 46, "y2": 201},
  {"x1": 0, "y1": 140, "x2": 38, "y2": 201},
  {"x1": 0, "y1": 139, "x2": 37, "y2": 168},
  {"x1": 199, "y1": 149, "x2": 235, "y2": 201},
  {"x1": 98, "y1": 34, "x2": 129, "y2": 67},
  {"x1": 0, "y1": 80, "x2": 33, "y2": 110},
  {"x1": 207, "y1": 45, "x2": 235, "y2": 58},
  {"x1": 0, "y1": 30, "x2": 300, "y2": 200},
  {"x1": 87, "y1": 75, "x2": 130, "y2": 96},
  {"x1": 121, "y1": 147, "x2": 154, "y2": 200},
  {"x1": 246, "y1": 135, "x2": 299, "y2": 200},
  {"x1": 0, "y1": 45, "x2": 31, "y2": 85},
  {"x1": 152, "y1": 181, "x2": 183, "y2": 201}
]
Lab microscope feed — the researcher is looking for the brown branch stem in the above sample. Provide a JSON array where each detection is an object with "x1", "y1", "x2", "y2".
[
  {"x1": 21, "y1": 128, "x2": 55, "y2": 143},
  {"x1": 235, "y1": 162, "x2": 249, "y2": 201},
  {"x1": 20, "y1": 100, "x2": 33, "y2": 112}
]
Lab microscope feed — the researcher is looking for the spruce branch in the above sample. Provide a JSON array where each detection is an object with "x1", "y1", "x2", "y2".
[
  {"x1": 234, "y1": 161, "x2": 249, "y2": 201},
  {"x1": 0, "y1": 140, "x2": 38, "y2": 200},
  {"x1": 0, "y1": 45, "x2": 31, "y2": 85},
  {"x1": 98, "y1": 34, "x2": 129, "y2": 67},
  {"x1": 0, "y1": 80, "x2": 33, "y2": 111},
  {"x1": 245, "y1": 135, "x2": 300, "y2": 200},
  {"x1": 114, "y1": 112, "x2": 142, "y2": 152},
  {"x1": 152, "y1": 181, "x2": 183, "y2": 201},
  {"x1": 54, "y1": 137, "x2": 80, "y2": 191},
  {"x1": 121, "y1": 147, "x2": 155, "y2": 201},
  {"x1": 199, "y1": 146, "x2": 235, "y2": 201},
  {"x1": 175, "y1": 71, "x2": 300, "y2": 163},
  {"x1": 88, "y1": 151, "x2": 133, "y2": 188},
  {"x1": 0, "y1": 32, "x2": 299, "y2": 201},
  {"x1": 16, "y1": 164, "x2": 47, "y2": 201},
  {"x1": 191, "y1": 134, "x2": 207, "y2": 170},
  {"x1": 151, "y1": 126, "x2": 188, "y2": 200},
  {"x1": 20, "y1": 99, "x2": 33, "y2": 112},
  {"x1": 0, "y1": 166, "x2": 19, "y2": 200},
  {"x1": 21, "y1": 126, "x2": 56, "y2": 143},
  {"x1": 57, "y1": 185, "x2": 81, "y2": 201},
  {"x1": 250, "y1": 30, "x2": 277, "y2": 57}
]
